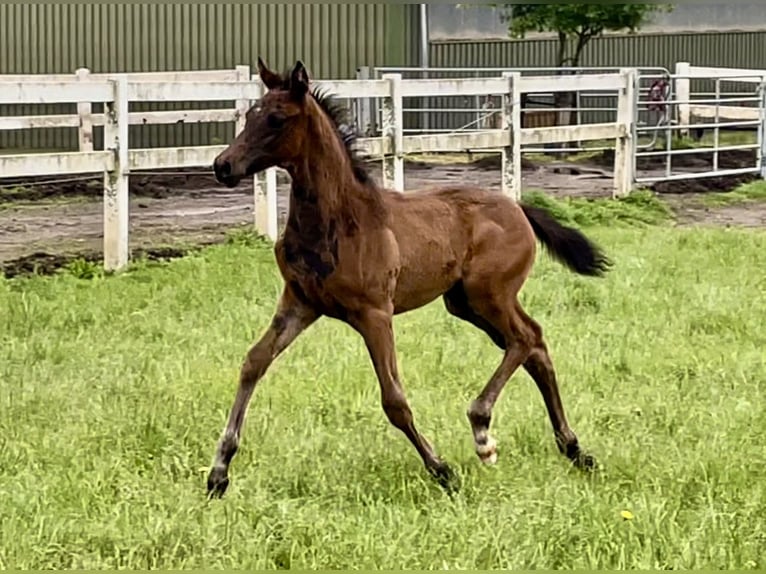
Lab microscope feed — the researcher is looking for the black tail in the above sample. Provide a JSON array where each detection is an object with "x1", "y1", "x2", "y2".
[{"x1": 520, "y1": 203, "x2": 612, "y2": 277}]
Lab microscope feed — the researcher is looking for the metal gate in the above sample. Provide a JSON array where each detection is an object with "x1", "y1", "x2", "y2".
[{"x1": 633, "y1": 69, "x2": 766, "y2": 185}]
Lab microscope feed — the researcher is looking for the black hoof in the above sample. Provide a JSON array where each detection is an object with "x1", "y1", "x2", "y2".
[
  {"x1": 207, "y1": 468, "x2": 230, "y2": 499},
  {"x1": 571, "y1": 450, "x2": 597, "y2": 472},
  {"x1": 429, "y1": 462, "x2": 460, "y2": 494},
  {"x1": 563, "y1": 440, "x2": 597, "y2": 472}
]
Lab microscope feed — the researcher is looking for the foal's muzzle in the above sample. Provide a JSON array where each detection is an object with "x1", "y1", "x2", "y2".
[{"x1": 212, "y1": 158, "x2": 239, "y2": 188}]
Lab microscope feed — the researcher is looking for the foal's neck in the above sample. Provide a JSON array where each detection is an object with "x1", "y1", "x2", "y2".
[{"x1": 286, "y1": 122, "x2": 378, "y2": 232}]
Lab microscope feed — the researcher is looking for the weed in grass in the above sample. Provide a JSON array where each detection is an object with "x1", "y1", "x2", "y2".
[
  {"x1": 63, "y1": 257, "x2": 105, "y2": 280},
  {"x1": 225, "y1": 226, "x2": 273, "y2": 248},
  {"x1": 0, "y1": 202, "x2": 764, "y2": 568}
]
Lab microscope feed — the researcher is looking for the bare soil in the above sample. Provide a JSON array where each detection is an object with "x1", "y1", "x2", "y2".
[{"x1": 1, "y1": 152, "x2": 764, "y2": 278}]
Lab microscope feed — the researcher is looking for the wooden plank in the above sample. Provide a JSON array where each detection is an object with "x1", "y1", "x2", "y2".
[
  {"x1": 0, "y1": 69, "x2": 240, "y2": 83},
  {"x1": 127, "y1": 145, "x2": 227, "y2": 170},
  {"x1": 76, "y1": 68, "x2": 94, "y2": 152},
  {"x1": 399, "y1": 77, "x2": 508, "y2": 98},
  {"x1": 0, "y1": 81, "x2": 114, "y2": 104},
  {"x1": 0, "y1": 151, "x2": 112, "y2": 178},
  {"x1": 314, "y1": 79, "x2": 389, "y2": 99},
  {"x1": 381, "y1": 74, "x2": 404, "y2": 191},
  {"x1": 613, "y1": 68, "x2": 636, "y2": 198},
  {"x1": 0, "y1": 115, "x2": 80, "y2": 130},
  {"x1": 125, "y1": 109, "x2": 238, "y2": 126},
  {"x1": 502, "y1": 72, "x2": 522, "y2": 201},
  {"x1": 520, "y1": 122, "x2": 624, "y2": 146},
  {"x1": 520, "y1": 73, "x2": 625, "y2": 94},
  {"x1": 687, "y1": 66, "x2": 766, "y2": 83},
  {"x1": 0, "y1": 109, "x2": 240, "y2": 131},
  {"x1": 355, "y1": 136, "x2": 390, "y2": 157},
  {"x1": 97, "y1": 70, "x2": 241, "y2": 82},
  {"x1": 0, "y1": 73, "x2": 75, "y2": 82},
  {"x1": 103, "y1": 75, "x2": 130, "y2": 272},
  {"x1": 128, "y1": 81, "x2": 262, "y2": 102},
  {"x1": 689, "y1": 104, "x2": 760, "y2": 121},
  {"x1": 402, "y1": 130, "x2": 507, "y2": 154}
]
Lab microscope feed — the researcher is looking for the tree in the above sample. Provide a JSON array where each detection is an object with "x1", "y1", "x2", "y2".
[
  {"x1": 492, "y1": 4, "x2": 673, "y2": 70},
  {"x1": 483, "y1": 3, "x2": 673, "y2": 152}
]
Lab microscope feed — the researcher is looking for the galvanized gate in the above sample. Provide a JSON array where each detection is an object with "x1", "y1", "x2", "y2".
[{"x1": 633, "y1": 67, "x2": 766, "y2": 185}]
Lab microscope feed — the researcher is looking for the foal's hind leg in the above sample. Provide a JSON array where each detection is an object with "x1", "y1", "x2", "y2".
[
  {"x1": 444, "y1": 283, "x2": 505, "y2": 351},
  {"x1": 444, "y1": 283, "x2": 527, "y2": 465},
  {"x1": 207, "y1": 287, "x2": 318, "y2": 498},
  {"x1": 516, "y1": 304, "x2": 596, "y2": 470}
]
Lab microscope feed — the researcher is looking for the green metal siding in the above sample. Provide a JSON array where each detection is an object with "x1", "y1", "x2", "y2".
[
  {"x1": 430, "y1": 30, "x2": 766, "y2": 71},
  {"x1": 425, "y1": 31, "x2": 766, "y2": 131},
  {"x1": 0, "y1": 3, "x2": 420, "y2": 151}
]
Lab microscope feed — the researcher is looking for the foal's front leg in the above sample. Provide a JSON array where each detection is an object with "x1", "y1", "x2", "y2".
[
  {"x1": 351, "y1": 307, "x2": 455, "y2": 490},
  {"x1": 207, "y1": 288, "x2": 318, "y2": 498}
]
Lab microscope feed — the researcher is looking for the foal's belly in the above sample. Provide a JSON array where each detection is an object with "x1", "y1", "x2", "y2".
[{"x1": 392, "y1": 243, "x2": 463, "y2": 314}]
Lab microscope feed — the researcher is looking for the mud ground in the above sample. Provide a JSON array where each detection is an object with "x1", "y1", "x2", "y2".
[{"x1": 1, "y1": 149, "x2": 764, "y2": 278}]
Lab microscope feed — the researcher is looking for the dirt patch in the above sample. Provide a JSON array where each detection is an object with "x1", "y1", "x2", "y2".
[
  {"x1": 650, "y1": 173, "x2": 757, "y2": 195},
  {"x1": 0, "y1": 189, "x2": 255, "y2": 264},
  {"x1": 0, "y1": 167, "x2": 228, "y2": 203},
  {"x1": 459, "y1": 154, "x2": 539, "y2": 172},
  {"x1": 662, "y1": 192, "x2": 766, "y2": 228},
  {"x1": 592, "y1": 148, "x2": 756, "y2": 171},
  {"x1": 0, "y1": 160, "x2": 763, "y2": 279},
  {"x1": 585, "y1": 148, "x2": 759, "y2": 195},
  {"x1": 1, "y1": 245, "x2": 204, "y2": 279}
]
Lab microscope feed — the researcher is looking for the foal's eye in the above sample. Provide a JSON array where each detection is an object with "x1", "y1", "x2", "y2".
[{"x1": 267, "y1": 113, "x2": 286, "y2": 129}]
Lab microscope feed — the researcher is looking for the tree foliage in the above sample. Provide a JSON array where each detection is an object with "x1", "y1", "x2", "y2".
[{"x1": 490, "y1": 4, "x2": 673, "y2": 67}]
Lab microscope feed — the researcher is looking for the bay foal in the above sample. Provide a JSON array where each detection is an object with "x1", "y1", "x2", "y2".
[{"x1": 207, "y1": 58, "x2": 611, "y2": 497}]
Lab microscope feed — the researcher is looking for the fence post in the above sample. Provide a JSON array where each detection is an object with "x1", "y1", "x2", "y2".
[
  {"x1": 75, "y1": 68, "x2": 94, "y2": 152},
  {"x1": 760, "y1": 77, "x2": 766, "y2": 180},
  {"x1": 234, "y1": 65, "x2": 250, "y2": 134},
  {"x1": 247, "y1": 73, "x2": 275, "y2": 240},
  {"x1": 265, "y1": 166, "x2": 278, "y2": 240},
  {"x1": 501, "y1": 72, "x2": 522, "y2": 201},
  {"x1": 381, "y1": 73, "x2": 404, "y2": 192},
  {"x1": 103, "y1": 74, "x2": 130, "y2": 271},
  {"x1": 238, "y1": 65, "x2": 275, "y2": 240},
  {"x1": 613, "y1": 68, "x2": 637, "y2": 198},
  {"x1": 675, "y1": 61, "x2": 691, "y2": 137},
  {"x1": 356, "y1": 66, "x2": 373, "y2": 135}
]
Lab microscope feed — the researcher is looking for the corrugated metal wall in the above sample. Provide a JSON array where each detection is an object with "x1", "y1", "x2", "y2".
[
  {"x1": 430, "y1": 31, "x2": 766, "y2": 71},
  {"x1": 423, "y1": 31, "x2": 766, "y2": 131},
  {"x1": 0, "y1": 3, "x2": 420, "y2": 151}
]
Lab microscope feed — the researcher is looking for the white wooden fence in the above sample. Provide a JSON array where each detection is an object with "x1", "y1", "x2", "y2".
[{"x1": 8, "y1": 63, "x2": 751, "y2": 273}]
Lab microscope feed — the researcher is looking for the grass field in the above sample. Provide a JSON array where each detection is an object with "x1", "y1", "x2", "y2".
[{"x1": 1, "y1": 190, "x2": 765, "y2": 569}]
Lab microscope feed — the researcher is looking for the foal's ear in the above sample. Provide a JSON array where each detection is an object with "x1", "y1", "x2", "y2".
[
  {"x1": 289, "y1": 60, "x2": 310, "y2": 101},
  {"x1": 257, "y1": 56, "x2": 282, "y2": 90}
]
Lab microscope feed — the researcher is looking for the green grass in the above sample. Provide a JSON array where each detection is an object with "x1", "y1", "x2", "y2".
[
  {"x1": 1, "y1": 195, "x2": 765, "y2": 569},
  {"x1": 521, "y1": 188, "x2": 674, "y2": 227},
  {"x1": 699, "y1": 179, "x2": 766, "y2": 207}
]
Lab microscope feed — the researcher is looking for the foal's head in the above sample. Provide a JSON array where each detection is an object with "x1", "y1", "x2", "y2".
[
  {"x1": 213, "y1": 58, "x2": 368, "y2": 189},
  {"x1": 212, "y1": 58, "x2": 312, "y2": 187}
]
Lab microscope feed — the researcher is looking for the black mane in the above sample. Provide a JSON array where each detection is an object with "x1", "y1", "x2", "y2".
[
  {"x1": 310, "y1": 86, "x2": 373, "y2": 186},
  {"x1": 276, "y1": 70, "x2": 373, "y2": 186}
]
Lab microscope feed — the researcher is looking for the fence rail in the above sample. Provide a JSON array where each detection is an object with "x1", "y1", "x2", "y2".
[{"x1": 1, "y1": 62, "x2": 765, "y2": 273}]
